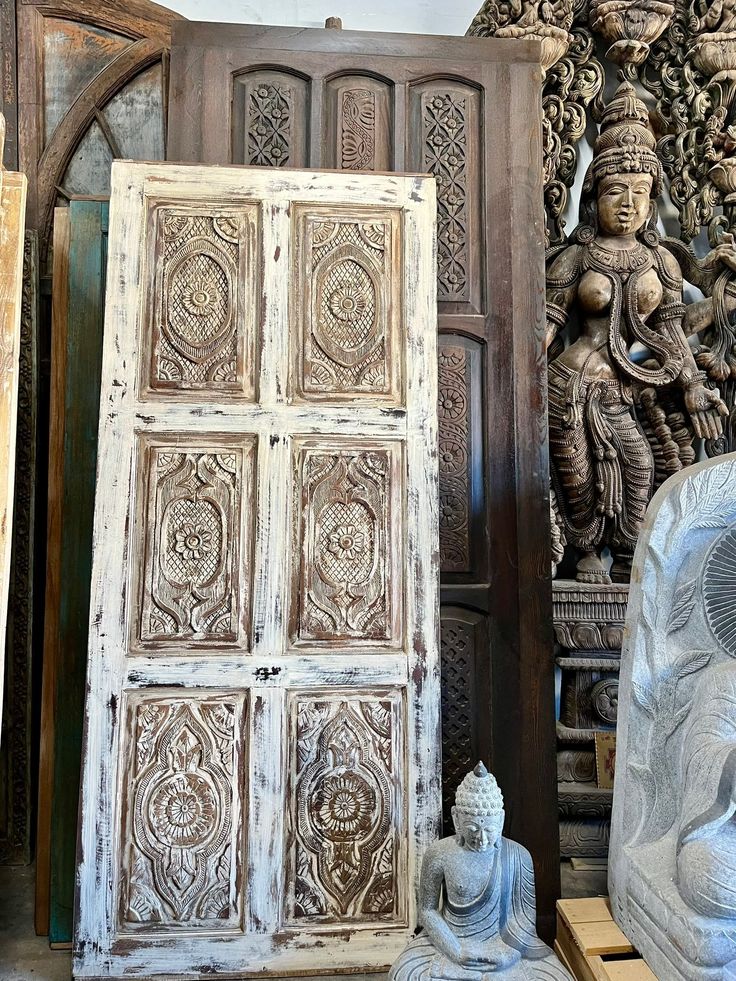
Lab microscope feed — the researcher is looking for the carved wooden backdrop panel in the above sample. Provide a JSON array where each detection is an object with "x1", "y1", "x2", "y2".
[
  {"x1": 75, "y1": 163, "x2": 439, "y2": 978},
  {"x1": 168, "y1": 25, "x2": 557, "y2": 927}
]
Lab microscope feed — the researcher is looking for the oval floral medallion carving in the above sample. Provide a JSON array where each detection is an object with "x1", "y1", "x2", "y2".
[
  {"x1": 163, "y1": 238, "x2": 236, "y2": 364},
  {"x1": 131, "y1": 707, "x2": 233, "y2": 921},
  {"x1": 293, "y1": 701, "x2": 394, "y2": 917},
  {"x1": 314, "y1": 246, "x2": 381, "y2": 368},
  {"x1": 163, "y1": 498, "x2": 224, "y2": 588},
  {"x1": 703, "y1": 525, "x2": 736, "y2": 657}
]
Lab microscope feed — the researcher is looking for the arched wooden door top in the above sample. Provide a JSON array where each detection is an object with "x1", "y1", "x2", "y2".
[{"x1": 16, "y1": 0, "x2": 184, "y2": 256}]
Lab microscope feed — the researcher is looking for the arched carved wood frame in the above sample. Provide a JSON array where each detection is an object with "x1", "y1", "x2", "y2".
[{"x1": 16, "y1": 0, "x2": 180, "y2": 257}]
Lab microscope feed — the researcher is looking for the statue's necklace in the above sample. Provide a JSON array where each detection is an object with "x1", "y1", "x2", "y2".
[{"x1": 584, "y1": 240, "x2": 653, "y2": 281}]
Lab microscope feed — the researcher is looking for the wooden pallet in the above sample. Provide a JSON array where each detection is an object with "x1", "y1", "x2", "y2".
[{"x1": 555, "y1": 898, "x2": 657, "y2": 980}]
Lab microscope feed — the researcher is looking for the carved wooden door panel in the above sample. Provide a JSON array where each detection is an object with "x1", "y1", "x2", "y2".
[
  {"x1": 74, "y1": 161, "x2": 439, "y2": 979},
  {"x1": 168, "y1": 24, "x2": 558, "y2": 928}
]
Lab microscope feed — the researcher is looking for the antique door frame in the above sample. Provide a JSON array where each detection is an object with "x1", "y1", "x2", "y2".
[
  {"x1": 168, "y1": 24, "x2": 558, "y2": 932},
  {"x1": 75, "y1": 162, "x2": 439, "y2": 977},
  {"x1": 15, "y1": 0, "x2": 181, "y2": 255}
]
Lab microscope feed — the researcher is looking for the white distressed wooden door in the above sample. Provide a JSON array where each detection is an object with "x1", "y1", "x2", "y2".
[{"x1": 74, "y1": 162, "x2": 439, "y2": 979}]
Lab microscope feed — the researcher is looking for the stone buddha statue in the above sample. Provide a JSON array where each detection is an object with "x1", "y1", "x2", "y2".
[
  {"x1": 546, "y1": 81, "x2": 729, "y2": 583},
  {"x1": 389, "y1": 763, "x2": 571, "y2": 981}
]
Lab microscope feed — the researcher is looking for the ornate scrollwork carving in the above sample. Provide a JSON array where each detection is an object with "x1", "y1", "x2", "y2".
[
  {"x1": 287, "y1": 693, "x2": 402, "y2": 922},
  {"x1": 137, "y1": 441, "x2": 253, "y2": 648},
  {"x1": 294, "y1": 444, "x2": 399, "y2": 644},
  {"x1": 122, "y1": 697, "x2": 243, "y2": 927}
]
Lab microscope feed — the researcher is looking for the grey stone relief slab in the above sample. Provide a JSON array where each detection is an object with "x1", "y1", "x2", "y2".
[{"x1": 609, "y1": 453, "x2": 736, "y2": 980}]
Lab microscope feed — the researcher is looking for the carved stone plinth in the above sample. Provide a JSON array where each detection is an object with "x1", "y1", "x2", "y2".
[{"x1": 554, "y1": 581, "x2": 628, "y2": 859}]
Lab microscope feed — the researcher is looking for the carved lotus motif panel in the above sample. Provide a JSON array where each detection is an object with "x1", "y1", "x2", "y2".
[
  {"x1": 144, "y1": 204, "x2": 257, "y2": 396},
  {"x1": 119, "y1": 693, "x2": 245, "y2": 930},
  {"x1": 292, "y1": 440, "x2": 402, "y2": 646},
  {"x1": 286, "y1": 691, "x2": 404, "y2": 924},
  {"x1": 324, "y1": 76, "x2": 393, "y2": 172},
  {"x1": 411, "y1": 83, "x2": 482, "y2": 310},
  {"x1": 292, "y1": 207, "x2": 401, "y2": 401},
  {"x1": 134, "y1": 436, "x2": 254, "y2": 650},
  {"x1": 232, "y1": 70, "x2": 309, "y2": 168}
]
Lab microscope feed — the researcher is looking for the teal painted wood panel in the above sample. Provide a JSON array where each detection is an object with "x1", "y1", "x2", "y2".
[{"x1": 49, "y1": 200, "x2": 108, "y2": 945}]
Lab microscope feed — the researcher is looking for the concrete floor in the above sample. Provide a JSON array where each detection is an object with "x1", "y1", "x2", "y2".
[
  {"x1": 0, "y1": 860, "x2": 607, "y2": 981},
  {"x1": 0, "y1": 865, "x2": 71, "y2": 981}
]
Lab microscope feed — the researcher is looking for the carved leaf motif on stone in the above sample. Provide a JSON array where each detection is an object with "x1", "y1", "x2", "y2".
[{"x1": 668, "y1": 578, "x2": 697, "y2": 633}]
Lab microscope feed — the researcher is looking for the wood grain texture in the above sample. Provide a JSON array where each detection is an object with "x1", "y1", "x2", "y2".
[
  {"x1": 34, "y1": 208, "x2": 68, "y2": 935},
  {"x1": 74, "y1": 163, "x2": 439, "y2": 979},
  {"x1": 0, "y1": 166, "x2": 27, "y2": 734},
  {"x1": 168, "y1": 23, "x2": 558, "y2": 934},
  {"x1": 47, "y1": 201, "x2": 107, "y2": 944}
]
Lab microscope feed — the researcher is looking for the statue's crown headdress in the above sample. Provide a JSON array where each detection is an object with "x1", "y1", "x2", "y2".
[
  {"x1": 455, "y1": 761, "x2": 505, "y2": 816},
  {"x1": 585, "y1": 82, "x2": 662, "y2": 196}
]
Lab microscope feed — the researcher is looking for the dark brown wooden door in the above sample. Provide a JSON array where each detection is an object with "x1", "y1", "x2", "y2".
[{"x1": 168, "y1": 24, "x2": 558, "y2": 933}]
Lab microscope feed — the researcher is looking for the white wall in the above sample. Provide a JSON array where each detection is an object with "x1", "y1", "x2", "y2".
[{"x1": 160, "y1": 0, "x2": 481, "y2": 36}]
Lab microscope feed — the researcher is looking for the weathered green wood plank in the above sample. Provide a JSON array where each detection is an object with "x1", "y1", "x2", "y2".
[{"x1": 48, "y1": 200, "x2": 108, "y2": 945}]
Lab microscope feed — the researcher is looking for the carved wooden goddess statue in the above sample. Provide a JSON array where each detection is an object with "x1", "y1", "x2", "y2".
[
  {"x1": 546, "y1": 82, "x2": 730, "y2": 583},
  {"x1": 389, "y1": 763, "x2": 571, "y2": 980}
]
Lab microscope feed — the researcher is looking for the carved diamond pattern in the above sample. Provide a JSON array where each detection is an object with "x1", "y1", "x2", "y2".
[
  {"x1": 248, "y1": 83, "x2": 291, "y2": 166},
  {"x1": 287, "y1": 694, "x2": 402, "y2": 923},
  {"x1": 438, "y1": 344, "x2": 471, "y2": 573},
  {"x1": 440, "y1": 619, "x2": 474, "y2": 833},
  {"x1": 122, "y1": 697, "x2": 243, "y2": 928},
  {"x1": 422, "y1": 93, "x2": 468, "y2": 300}
]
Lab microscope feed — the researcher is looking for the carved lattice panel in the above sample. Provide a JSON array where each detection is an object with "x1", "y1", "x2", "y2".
[
  {"x1": 232, "y1": 71, "x2": 309, "y2": 168},
  {"x1": 119, "y1": 693, "x2": 246, "y2": 930},
  {"x1": 143, "y1": 205, "x2": 258, "y2": 396},
  {"x1": 286, "y1": 691, "x2": 404, "y2": 923},
  {"x1": 133, "y1": 436, "x2": 254, "y2": 651},
  {"x1": 292, "y1": 207, "x2": 401, "y2": 402},
  {"x1": 76, "y1": 164, "x2": 438, "y2": 979},
  {"x1": 439, "y1": 609, "x2": 489, "y2": 834},
  {"x1": 438, "y1": 337, "x2": 484, "y2": 577},
  {"x1": 412, "y1": 82, "x2": 481, "y2": 309},
  {"x1": 291, "y1": 440, "x2": 402, "y2": 646}
]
